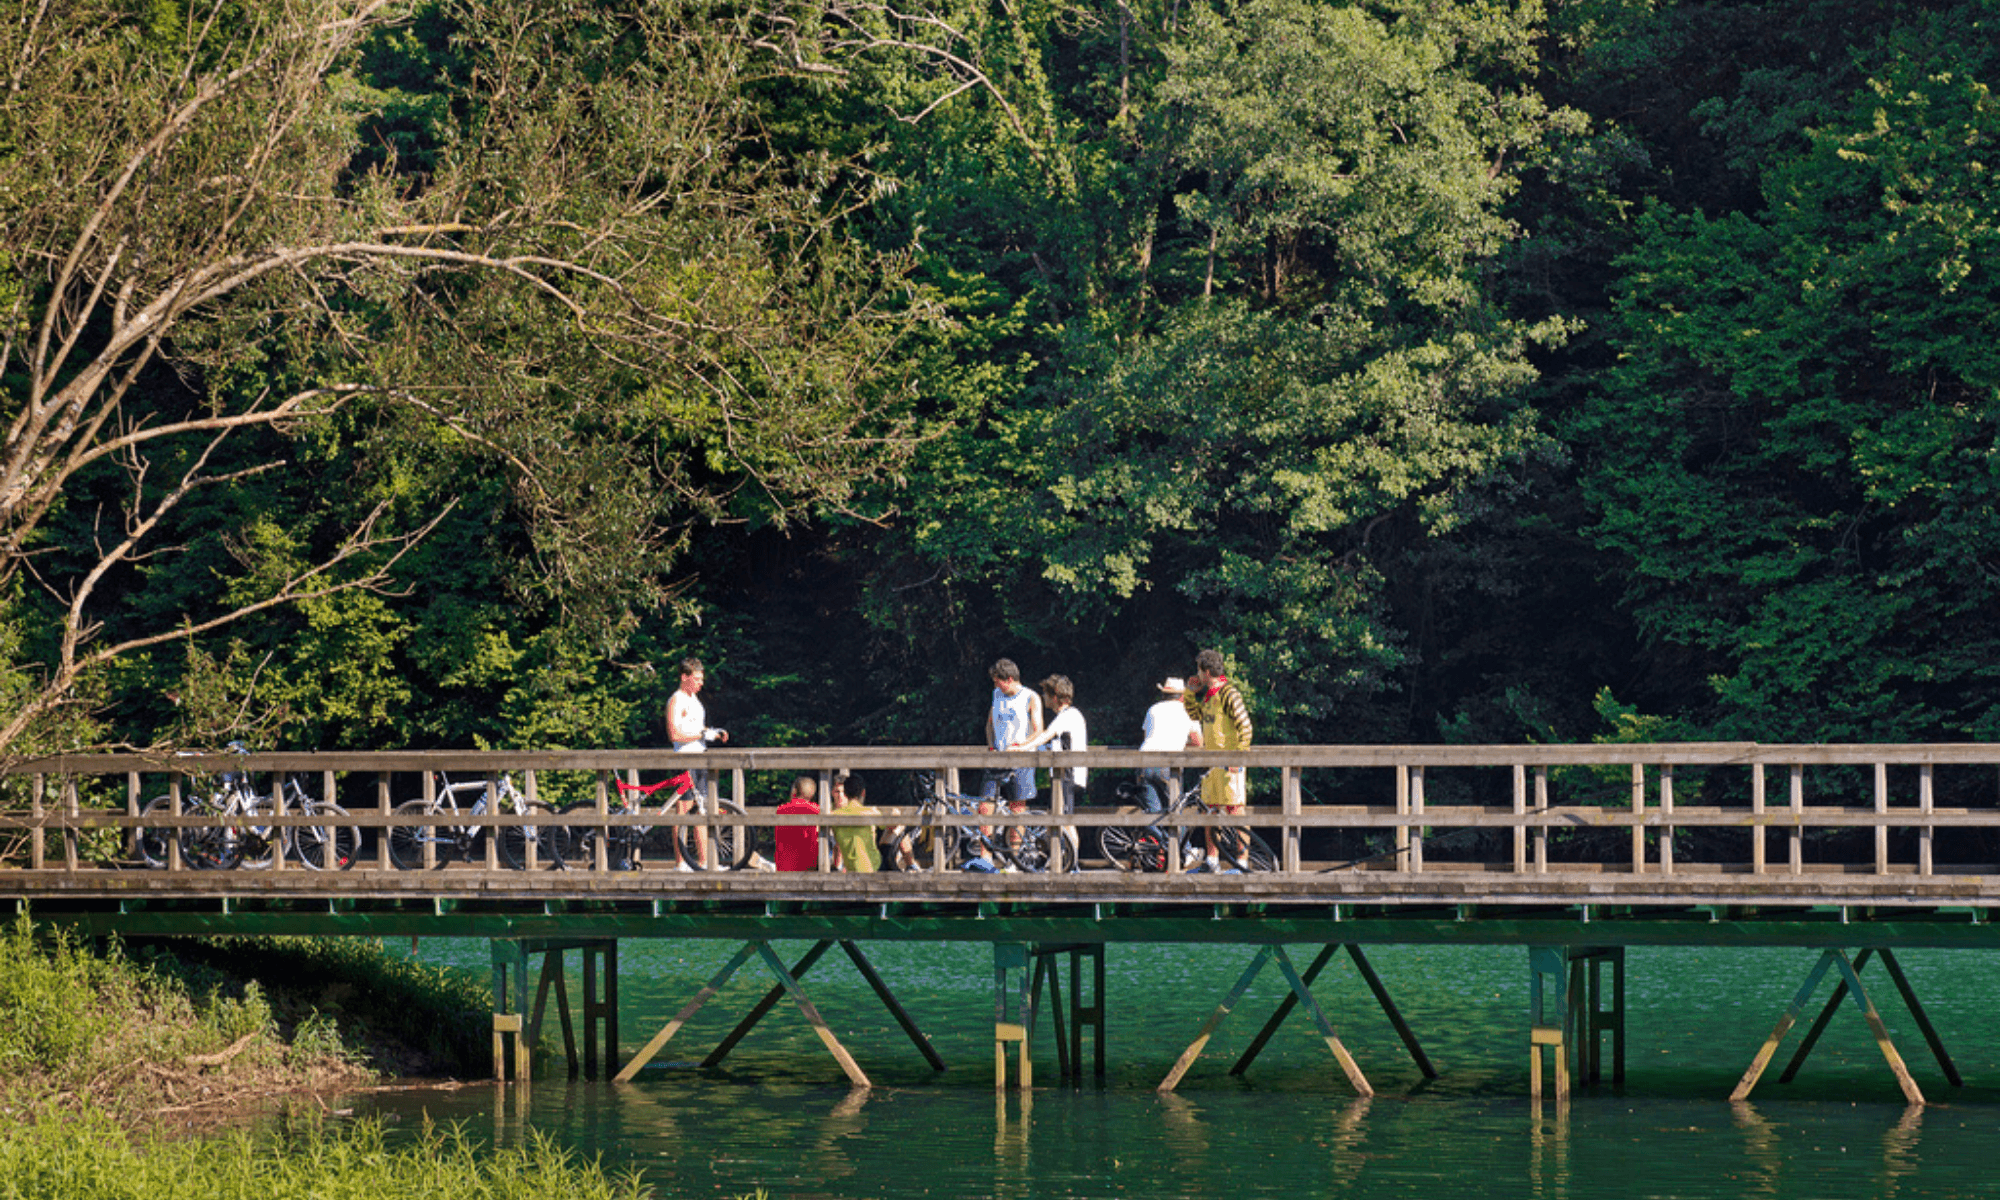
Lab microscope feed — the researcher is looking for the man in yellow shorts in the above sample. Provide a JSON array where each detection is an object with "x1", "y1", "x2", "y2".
[{"x1": 1183, "y1": 648, "x2": 1253, "y2": 871}]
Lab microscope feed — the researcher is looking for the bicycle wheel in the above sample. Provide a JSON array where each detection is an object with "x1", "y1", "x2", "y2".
[
  {"x1": 1000, "y1": 810, "x2": 1054, "y2": 873},
  {"x1": 674, "y1": 799, "x2": 747, "y2": 869},
  {"x1": 235, "y1": 794, "x2": 280, "y2": 870},
  {"x1": 555, "y1": 802, "x2": 631, "y2": 869},
  {"x1": 1210, "y1": 825, "x2": 1279, "y2": 873},
  {"x1": 890, "y1": 816, "x2": 961, "y2": 871},
  {"x1": 135, "y1": 795, "x2": 175, "y2": 868},
  {"x1": 180, "y1": 801, "x2": 241, "y2": 871},
  {"x1": 1098, "y1": 823, "x2": 1146, "y2": 872},
  {"x1": 1132, "y1": 828, "x2": 1175, "y2": 873},
  {"x1": 499, "y1": 801, "x2": 568, "y2": 869},
  {"x1": 387, "y1": 799, "x2": 435, "y2": 870},
  {"x1": 294, "y1": 800, "x2": 359, "y2": 870}
]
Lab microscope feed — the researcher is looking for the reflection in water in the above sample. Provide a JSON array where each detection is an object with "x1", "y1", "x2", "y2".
[
  {"x1": 1528, "y1": 1106, "x2": 1569, "y2": 1200},
  {"x1": 358, "y1": 939, "x2": 2000, "y2": 1199}
]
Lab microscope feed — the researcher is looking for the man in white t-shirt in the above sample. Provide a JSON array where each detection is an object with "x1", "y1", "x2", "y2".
[
  {"x1": 1136, "y1": 676, "x2": 1200, "y2": 813},
  {"x1": 665, "y1": 656, "x2": 728, "y2": 872}
]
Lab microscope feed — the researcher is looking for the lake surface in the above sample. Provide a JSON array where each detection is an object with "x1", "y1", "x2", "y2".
[{"x1": 350, "y1": 939, "x2": 2000, "y2": 1198}]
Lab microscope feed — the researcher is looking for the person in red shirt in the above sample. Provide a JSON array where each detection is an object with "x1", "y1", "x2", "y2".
[{"x1": 774, "y1": 775, "x2": 821, "y2": 871}]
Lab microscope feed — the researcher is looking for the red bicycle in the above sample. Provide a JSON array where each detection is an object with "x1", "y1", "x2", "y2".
[{"x1": 561, "y1": 771, "x2": 757, "y2": 870}]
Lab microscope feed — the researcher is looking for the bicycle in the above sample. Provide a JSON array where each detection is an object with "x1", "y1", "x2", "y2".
[
  {"x1": 1100, "y1": 776, "x2": 1278, "y2": 874},
  {"x1": 270, "y1": 773, "x2": 359, "y2": 870},
  {"x1": 136, "y1": 745, "x2": 277, "y2": 870},
  {"x1": 386, "y1": 772, "x2": 567, "y2": 870},
  {"x1": 561, "y1": 770, "x2": 760, "y2": 871},
  {"x1": 888, "y1": 769, "x2": 1074, "y2": 873}
]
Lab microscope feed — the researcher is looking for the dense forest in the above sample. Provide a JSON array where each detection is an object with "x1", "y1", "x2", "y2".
[{"x1": 3, "y1": 0, "x2": 1997, "y2": 759}]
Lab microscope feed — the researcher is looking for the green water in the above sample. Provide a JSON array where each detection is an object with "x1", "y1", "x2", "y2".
[{"x1": 350, "y1": 940, "x2": 2000, "y2": 1198}]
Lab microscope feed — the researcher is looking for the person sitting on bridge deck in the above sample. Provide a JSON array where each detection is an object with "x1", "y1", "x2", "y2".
[
  {"x1": 829, "y1": 773, "x2": 882, "y2": 873},
  {"x1": 775, "y1": 775, "x2": 821, "y2": 872}
]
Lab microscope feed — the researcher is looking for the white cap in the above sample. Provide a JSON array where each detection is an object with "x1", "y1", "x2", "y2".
[{"x1": 1159, "y1": 677, "x2": 1186, "y2": 694}]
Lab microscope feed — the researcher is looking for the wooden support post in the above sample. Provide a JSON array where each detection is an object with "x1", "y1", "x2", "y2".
[
  {"x1": 526, "y1": 948, "x2": 576, "y2": 1078},
  {"x1": 1778, "y1": 948, "x2": 1961, "y2": 1090},
  {"x1": 706, "y1": 940, "x2": 837, "y2": 1066},
  {"x1": 1163, "y1": 945, "x2": 1369, "y2": 1095},
  {"x1": 422, "y1": 771, "x2": 438, "y2": 870},
  {"x1": 995, "y1": 943, "x2": 1032, "y2": 1091},
  {"x1": 1512, "y1": 764, "x2": 1527, "y2": 874},
  {"x1": 1409, "y1": 767, "x2": 1425, "y2": 873},
  {"x1": 490, "y1": 940, "x2": 530, "y2": 1083},
  {"x1": 1162, "y1": 946, "x2": 1276, "y2": 1093},
  {"x1": 126, "y1": 772, "x2": 140, "y2": 866},
  {"x1": 482, "y1": 777, "x2": 500, "y2": 872},
  {"x1": 1534, "y1": 766, "x2": 1549, "y2": 874},
  {"x1": 30, "y1": 775, "x2": 44, "y2": 871},
  {"x1": 1393, "y1": 766, "x2": 1410, "y2": 867},
  {"x1": 1028, "y1": 944, "x2": 1105, "y2": 1082},
  {"x1": 1629, "y1": 765, "x2": 1645, "y2": 875},
  {"x1": 1874, "y1": 762, "x2": 1890, "y2": 877},
  {"x1": 1270, "y1": 944, "x2": 1372, "y2": 1096},
  {"x1": 1751, "y1": 763, "x2": 1766, "y2": 875},
  {"x1": 616, "y1": 942, "x2": 758, "y2": 1081},
  {"x1": 375, "y1": 773, "x2": 392, "y2": 871},
  {"x1": 1659, "y1": 765, "x2": 1674, "y2": 876},
  {"x1": 841, "y1": 941, "x2": 947, "y2": 1072},
  {"x1": 1919, "y1": 765, "x2": 1934, "y2": 877},
  {"x1": 1732, "y1": 949, "x2": 1924, "y2": 1105},
  {"x1": 750, "y1": 942, "x2": 871, "y2": 1088},
  {"x1": 1349, "y1": 944, "x2": 1438, "y2": 1079},
  {"x1": 62, "y1": 777, "x2": 79, "y2": 872},
  {"x1": 1029, "y1": 953, "x2": 1068, "y2": 1079},
  {"x1": 1566, "y1": 947, "x2": 1625, "y2": 1087},
  {"x1": 582, "y1": 941, "x2": 618, "y2": 1079},
  {"x1": 167, "y1": 778, "x2": 183, "y2": 872},
  {"x1": 1529, "y1": 946, "x2": 1570, "y2": 1105},
  {"x1": 1282, "y1": 767, "x2": 1301, "y2": 873},
  {"x1": 1233, "y1": 944, "x2": 1339, "y2": 1074},
  {"x1": 1789, "y1": 764, "x2": 1805, "y2": 875}
]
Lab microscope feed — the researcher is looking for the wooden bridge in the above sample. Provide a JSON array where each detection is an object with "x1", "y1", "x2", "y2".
[{"x1": 6, "y1": 742, "x2": 1998, "y2": 1105}]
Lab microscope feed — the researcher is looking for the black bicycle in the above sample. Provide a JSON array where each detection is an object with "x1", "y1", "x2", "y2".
[
  {"x1": 1100, "y1": 777, "x2": 1278, "y2": 874},
  {"x1": 889, "y1": 769, "x2": 1073, "y2": 873}
]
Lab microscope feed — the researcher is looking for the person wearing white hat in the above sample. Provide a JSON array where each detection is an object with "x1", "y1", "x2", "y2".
[{"x1": 1136, "y1": 675, "x2": 1200, "y2": 813}]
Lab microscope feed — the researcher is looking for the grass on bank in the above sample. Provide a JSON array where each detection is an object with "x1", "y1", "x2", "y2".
[
  {"x1": 0, "y1": 1108, "x2": 653, "y2": 1200},
  {"x1": 0, "y1": 919, "x2": 487, "y2": 1124}
]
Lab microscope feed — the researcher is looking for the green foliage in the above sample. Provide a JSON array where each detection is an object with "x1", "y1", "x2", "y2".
[
  {"x1": 0, "y1": 1111, "x2": 652, "y2": 1200},
  {"x1": 1576, "y1": 3, "x2": 2000, "y2": 741},
  {"x1": 0, "y1": 921, "x2": 280, "y2": 1094}
]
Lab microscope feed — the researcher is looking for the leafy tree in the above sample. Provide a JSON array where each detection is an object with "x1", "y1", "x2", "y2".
[
  {"x1": 0, "y1": 0, "x2": 929, "y2": 754},
  {"x1": 1575, "y1": 5, "x2": 2000, "y2": 741}
]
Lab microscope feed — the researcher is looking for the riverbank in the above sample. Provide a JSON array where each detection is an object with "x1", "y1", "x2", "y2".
[
  {"x1": 0, "y1": 920, "x2": 492, "y2": 1130},
  {"x1": 0, "y1": 919, "x2": 688, "y2": 1197}
]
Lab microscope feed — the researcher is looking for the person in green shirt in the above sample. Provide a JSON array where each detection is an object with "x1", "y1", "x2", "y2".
[{"x1": 830, "y1": 773, "x2": 882, "y2": 873}]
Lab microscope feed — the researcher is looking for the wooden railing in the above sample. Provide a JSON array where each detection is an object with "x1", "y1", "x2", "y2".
[{"x1": 4, "y1": 744, "x2": 2000, "y2": 906}]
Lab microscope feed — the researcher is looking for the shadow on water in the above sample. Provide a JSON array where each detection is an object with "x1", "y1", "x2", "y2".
[{"x1": 352, "y1": 939, "x2": 2000, "y2": 1198}]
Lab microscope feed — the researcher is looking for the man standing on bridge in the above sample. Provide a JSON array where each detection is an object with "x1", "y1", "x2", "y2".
[
  {"x1": 667, "y1": 657, "x2": 727, "y2": 872},
  {"x1": 1184, "y1": 648, "x2": 1252, "y2": 872}
]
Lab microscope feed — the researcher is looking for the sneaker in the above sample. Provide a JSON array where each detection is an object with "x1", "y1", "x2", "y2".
[
  {"x1": 1187, "y1": 861, "x2": 1213, "y2": 874},
  {"x1": 997, "y1": 863, "x2": 1019, "y2": 874},
  {"x1": 962, "y1": 857, "x2": 997, "y2": 873},
  {"x1": 745, "y1": 852, "x2": 776, "y2": 873},
  {"x1": 613, "y1": 858, "x2": 634, "y2": 872},
  {"x1": 671, "y1": 860, "x2": 696, "y2": 873}
]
